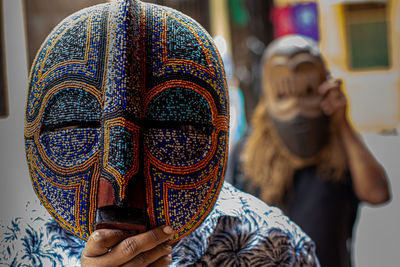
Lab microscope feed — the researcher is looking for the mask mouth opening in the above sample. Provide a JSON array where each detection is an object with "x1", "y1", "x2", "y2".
[
  {"x1": 95, "y1": 206, "x2": 149, "y2": 234},
  {"x1": 95, "y1": 175, "x2": 149, "y2": 234}
]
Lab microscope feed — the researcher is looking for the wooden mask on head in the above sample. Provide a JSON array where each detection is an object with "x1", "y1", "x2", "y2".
[{"x1": 262, "y1": 35, "x2": 329, "y2": 160}]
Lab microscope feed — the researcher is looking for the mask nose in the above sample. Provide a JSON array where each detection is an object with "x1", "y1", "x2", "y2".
[
  {"x1": 99, "y1": 118, "x2": 141, "y2": 205},
  {"x1": 95, "y1": 117, "x2": 148, "y2": 232}
]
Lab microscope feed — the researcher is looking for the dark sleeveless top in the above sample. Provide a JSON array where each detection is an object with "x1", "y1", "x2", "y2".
[
  {"x1": 283, "y1": 166, "x2": 360, "y2": 267},
  {"x1": 226, "y1": 132, "x2": 360, "y2": 266}
]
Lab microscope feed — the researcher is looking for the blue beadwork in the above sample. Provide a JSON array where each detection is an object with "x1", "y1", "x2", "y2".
[{"x1": 25, "y1": 0, "x2": 228, "y2": 242}]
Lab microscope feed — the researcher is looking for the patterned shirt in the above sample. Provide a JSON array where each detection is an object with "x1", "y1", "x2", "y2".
[{"x1": 0, "y1": 183, "x2": 319, "y2": 266}]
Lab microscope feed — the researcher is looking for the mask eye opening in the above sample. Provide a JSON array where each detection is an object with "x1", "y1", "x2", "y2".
[
  {"x1": 40, "y1": 120, "x2": 101, "y2": 133},
  {"x1": 142, "y1": 120, "x2": 215, "y2": 135}
]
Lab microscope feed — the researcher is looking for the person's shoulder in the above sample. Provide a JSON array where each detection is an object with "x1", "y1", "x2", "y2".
[
  {"x1": 217, "y1": 183, "x2": 320, "y2": 264},
  {"x1": 0, "y1": 201, "x2": 84, "y2": 266},
  {"x1": 171, "y1": 182, "x2": 320, "y2": 266},
  {"x1": 215, "y1": 182, "x2": 286, "y2": 220}
]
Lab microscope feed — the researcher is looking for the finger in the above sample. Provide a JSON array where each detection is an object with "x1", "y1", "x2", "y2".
[
  {"x1": 83, "y1": 229, "x2": 132, "y2": 257},
  {"x1": 318, "y1": 78, "x2": 342, "y2": 96},
  {"x1": 121, "y1": 243, "x2": 172, "y2": 267},
  {"x1": 148, "y1": 255, "x2": 173, "y2": 267},
  {"x1": 322, "y1": 87, "x2": 345, "y2": 105},
  {"x1": 331, "y1": 92, "x2": 346, "y2": 110},
  {"x1": 320, "y1": 100, "x2": 333, "y2": 115},
  {"x1": 108, "y1": 225, "x2": 174, "y2": 266}
]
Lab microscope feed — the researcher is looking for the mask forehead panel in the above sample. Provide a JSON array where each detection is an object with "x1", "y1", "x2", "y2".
[{"x1": 25, "y1": 0, "x2": 228, "y2": 242}]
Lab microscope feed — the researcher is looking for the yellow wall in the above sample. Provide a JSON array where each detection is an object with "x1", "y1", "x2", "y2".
[{"x1": 208, "y1": 0, "x2": 232, "y2": 53}]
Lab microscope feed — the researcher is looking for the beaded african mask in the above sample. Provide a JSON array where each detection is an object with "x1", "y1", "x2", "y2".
[{"x1": 24, "y1": 0, "x2": 229, "y2": 242}]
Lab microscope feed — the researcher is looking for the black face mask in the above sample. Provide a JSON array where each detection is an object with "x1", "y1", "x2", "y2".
[{"x1": 270, "y1": 114, "x2": 330, "y2": 158}]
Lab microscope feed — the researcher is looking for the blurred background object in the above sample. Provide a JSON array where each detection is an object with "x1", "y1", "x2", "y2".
[
  {"x1": 214, "y1": 35, "x2": 248, "y2": 150},
  {"x1": 270, "y1": 0, "x2": 399, "y2": 133},
  {"x1": 1, "y1": 0, "x2": 399, "y2": 266},
  {"x1": 271, "y1": 1, "x2": 320, "y2": 41},
  {"x1": 24, "y1": 0, "x2": 108, "y2": 67},
  {"x1": 317, "y1": 0, "x2": 398, "y2": 133}
]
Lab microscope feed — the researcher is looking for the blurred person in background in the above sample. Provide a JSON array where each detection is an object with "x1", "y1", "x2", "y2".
[
  {"x1": 0, "y1": 2, "x2": 320, "y2": 266},
  {"x1": 228, "y1": 34, "x2": 391, "y2": 267}
]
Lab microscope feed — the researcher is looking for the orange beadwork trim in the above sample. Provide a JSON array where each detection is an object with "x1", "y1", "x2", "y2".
[
  {"x1": 161, "y1": 12, "x2": 216, "y2": 78},
  {"x1": 144, "y1": 130, "x2": 219, "y2": 174},
  {"x1": 168, "y1": 167, "x2": 222, "y2": 242},
  {"x1": 29, "y1": 82, "x2": 101, "y2": 176},
  {"x1": 27, "y1": 12, "x2": 101, "y2": 119},
  {"x1": 144, "y1": 80, "x2": 218, "y2": 119},
  {"x1": 163, "y1": 165, "x2": 217, "y2": 224},
  {"x1": 145, "y1": 160, "x2": 155, "y2": 226},
  {"x1": 103, "y1": 117, "x2": 140, "y2": 200},
  {"x1": 25, "y1": 81, "x2": 102, "y2": 137},
  {"x1": 145, "y1": 134, "x2": 227, "y2": 242},
  {"x1": 28, "y1": 150, "x2": 86, "y2": 238},
  {"x1": 87, "y1": 161, "x2": 100, "y2": 238},
  {"x1": 143, "y1": 80, "x2": 228, "y2": 174}
]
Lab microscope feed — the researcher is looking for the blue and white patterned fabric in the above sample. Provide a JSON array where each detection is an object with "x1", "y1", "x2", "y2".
[
  {"x1": 0, "y1": 202, "x2": 85, "y2": 266},
  {"x1": 0, "y1": 183, "x2": 319, "y2": 266}
]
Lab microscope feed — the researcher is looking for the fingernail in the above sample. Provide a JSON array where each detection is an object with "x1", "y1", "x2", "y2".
[{"x1": 163, "y1": 225, "x2": 173, "y2": 234}]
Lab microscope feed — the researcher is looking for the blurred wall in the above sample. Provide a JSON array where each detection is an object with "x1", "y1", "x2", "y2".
[
  {"x1": 0, "y1": 0, "x2": 32, "y2": 220},
  {"x1": 24, "y1": 0, "x2": 107, "y2": 67},
  {"x1": 318, "y1": 0, "x2": 400, "y2": 133},
  {"x1": 227, "y1": 0, "x2": 274, "y2": 122},
  {"x1": 275, "y1": 0, "x2": 400, "y2": 133}
]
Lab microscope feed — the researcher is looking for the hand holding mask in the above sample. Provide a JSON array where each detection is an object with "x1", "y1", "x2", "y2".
[
  {"x1": 81, "y1": 225, "x2": 174, "y2": 267},
  {"x1": 319, "y1": 78, "x2": 348, "y2": 126}
]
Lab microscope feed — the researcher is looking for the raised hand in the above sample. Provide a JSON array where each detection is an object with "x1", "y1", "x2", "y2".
[
  {"x1": 81, "y1": 225, "x2": 174, "y2": 267},
  {"x1": 319, "y1": 78, "x2": 347, "y2": 125}
]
